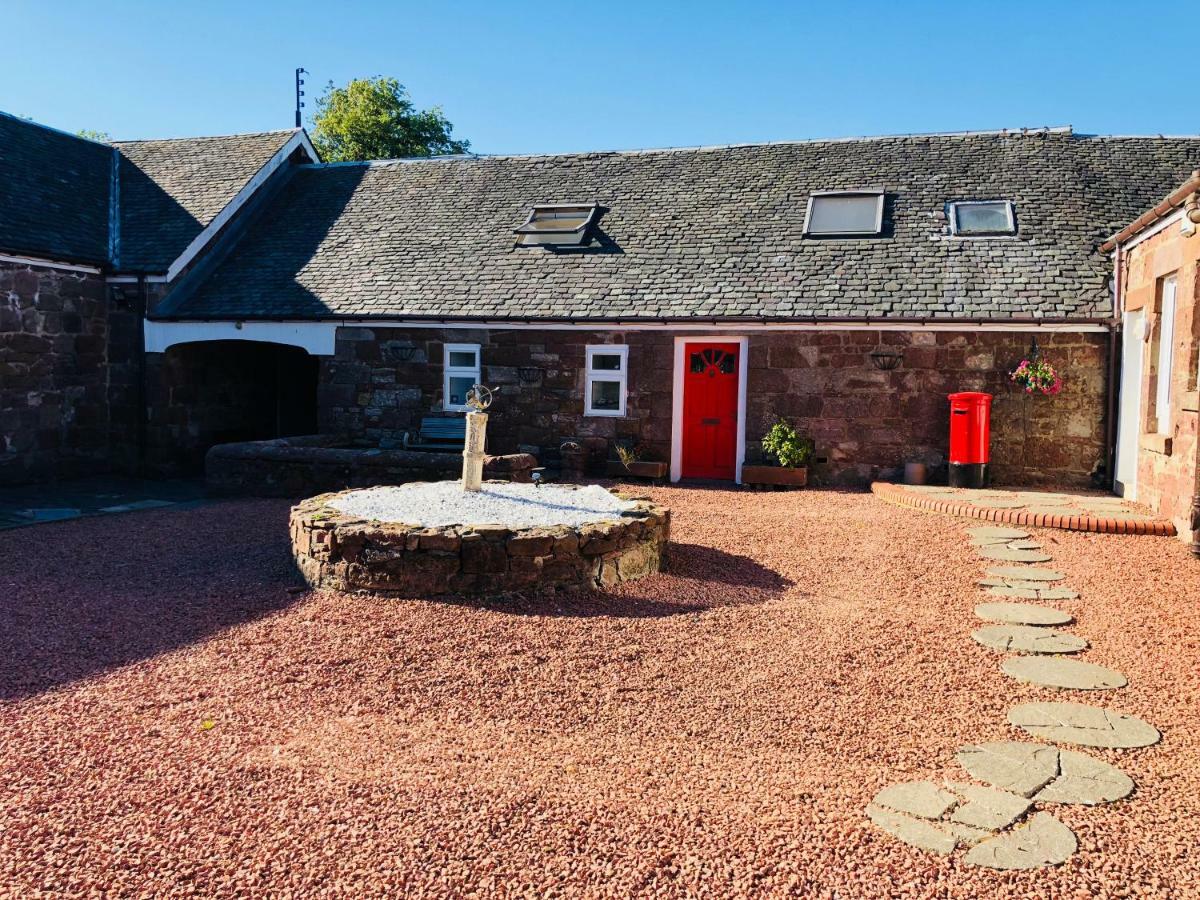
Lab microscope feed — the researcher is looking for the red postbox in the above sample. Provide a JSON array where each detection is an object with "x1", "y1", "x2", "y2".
[{"x1": 948, "y1": 391, "x2": 993, "y2": 488}]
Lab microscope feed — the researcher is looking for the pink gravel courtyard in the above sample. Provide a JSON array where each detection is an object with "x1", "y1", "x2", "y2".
[{"x1": 2, "y1": 485, "x2": 1198, "y2": 897}]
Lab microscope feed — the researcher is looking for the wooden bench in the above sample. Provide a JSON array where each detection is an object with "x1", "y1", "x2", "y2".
[{"x1": 403, "y1": 416, "x2": 469, "y2": 452}]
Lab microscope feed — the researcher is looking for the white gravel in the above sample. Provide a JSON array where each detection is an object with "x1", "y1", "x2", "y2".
[{"x1": 326, "y1": 481, "x2": 638, "y2": 528}]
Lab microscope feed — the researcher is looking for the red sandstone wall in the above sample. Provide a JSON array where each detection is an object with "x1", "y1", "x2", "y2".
[
  {"x1": 321, "y1": 326, "x2": 1108, "y2": 488},
  {"x1": 0, "y1": 261, "x2": 113, "y2": 484},
  {"x1": 1121, "y1": 221, "x2": 1200, "y2": 542}
]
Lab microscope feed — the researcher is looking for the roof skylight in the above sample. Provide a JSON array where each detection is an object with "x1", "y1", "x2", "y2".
[
  {"x1": 804, "y1": 190, "x2": 885, "y2": 236},
  {"x1": 514, "y1": 203, "x2": 600, "y2": 247},
  {"x1": 949, "y1": 200, "x2": 1016, "y2": 236}
]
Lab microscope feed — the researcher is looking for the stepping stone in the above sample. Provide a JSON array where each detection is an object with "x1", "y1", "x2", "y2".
[
  {"x1": 1008, "y1": 702, "x2": 1161, "y2": 748},
  {"x1": 978, "y1": 577, "x2": 1007, "y2": 588},
  {"x1": 1008, "y1": 540, "x2": 1044, "y2": 550},
  {"x1": 964, "y1": 812, "x2": 1077, "y2": 870},
  {"x1": 974, "y1": 602, "x2": 1073, "y2": 626},
  {"x1": 980, "y1": 547, "x2": 1054, "y2": 563},
  {"x1": 1004, "y1": 579, "x2": 1061, "y2": 590},
  {"x1": 956, "y1": 742, "x2": 1061, "y2": 797},
  {"x1": 986, "y1": 566, "x2": 1064, "y2": 582},
  {"x1": 972, "y1": 624, "x2": 1087, "y2": 654},
  {"x1": 986, "y1": 586, "x2": 1040, "y2": 600},
  {"x1": 1001, "y1": 656, "x2": 1127, "y2": 690},
  {"x1": 944, "y1": 782, "x2": 1032, "y2": 831},
  {"x1": 968, "y1": 526, "x2": 1029, "y2": 540},
  {"x1": 957, "y1": 741, "x2": 1134, "y2": 804},
  {"x1": 1037, "y1": 750, "x2": 1134, "y2": 805},
  {"x1": 865, "y1": 804, "x2": 958, "y2": 854},
  {"x1": 1037, "y1": 588, "x2": 1080, "y2": 601},
  {"x1": 871, "y1": 781, "x2": 957, "y2": 819},
  {"x1": 971, "y1": 536, "x2": 1016, "y2": 547}
]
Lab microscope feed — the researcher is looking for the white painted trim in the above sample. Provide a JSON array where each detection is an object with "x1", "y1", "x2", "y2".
[
  {"x1": 0, "y1": 253, "x2": 102, "y2": 274},
  {"x1": 670, "y1": 336, "x2": 748, "y2": 484},
  {"x1": 584, "y1": 344, "x2": 629, "y2": 416},
  {"x1": 106, "y1": 274, "x2": 168, "y2": 284},
  {"x1": 153, "y1": 318, "x2": 1109, "y2": 335},
  {"x1": 164, "y1": 130, "x2": 318, "y2": 282},
  {"x1": 143, "y1": 319, "x2": 335, "y2": 355}
]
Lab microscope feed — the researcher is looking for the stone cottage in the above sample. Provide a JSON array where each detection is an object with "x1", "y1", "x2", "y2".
[{"x1": 3, "y1": 110, "x2": 1200, "y2": 488}]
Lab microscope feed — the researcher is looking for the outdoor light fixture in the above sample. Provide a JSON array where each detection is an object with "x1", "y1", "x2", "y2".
[
  {"x1": 869, "y1": 348, "x2": 904, "y2": 371},
  {"x1": 518, "y1": 366, "x2": 544, "y2": 383}
]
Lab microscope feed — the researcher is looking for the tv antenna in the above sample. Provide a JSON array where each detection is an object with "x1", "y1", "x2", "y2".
[{"x1": 294, "y1": 67, "x2": 307, "y2": 128}]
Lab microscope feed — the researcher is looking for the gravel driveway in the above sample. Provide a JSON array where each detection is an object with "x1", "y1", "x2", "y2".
[{"x1": 1, "y1": 486, "x2": 1197, "y2": 897}]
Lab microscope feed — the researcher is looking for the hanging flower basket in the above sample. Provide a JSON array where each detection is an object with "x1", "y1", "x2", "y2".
[{"x1": 1010, "y1": 358, "x2": 1062, "y2": 395}]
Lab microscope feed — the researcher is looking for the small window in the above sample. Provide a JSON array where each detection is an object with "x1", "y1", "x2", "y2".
[
  {"x1": 949, "y1": 200, "x2": 1016, "y2": 236},
  {"x1": 443, "y1": 343, "x2": 480, "y2": 412},
  {"x1": 584, "y1": 345, "x2": 628, "y2": 417},
  {"x1": 514, "y1": 203, "x2": 600, "y2": 247},
  {"x1": 804, "y1": 191, "x2": 885, "y2": 236},
  {"x1": 1153, "y1": 276, "x2": 1177, "y2": 435}
]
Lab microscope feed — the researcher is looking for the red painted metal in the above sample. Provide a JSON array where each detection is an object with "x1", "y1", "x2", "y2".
[
  {"x1": 682, "y1": 342, "x2": 739, "y2": 479},
  {"x1": 948, "y1": 391, "x2": 993, "y2": 464}
]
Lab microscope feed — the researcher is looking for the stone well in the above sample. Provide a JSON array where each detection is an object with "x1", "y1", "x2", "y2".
[{"x1": 290, "y1": 483, "x2": 670, "y2": 596}]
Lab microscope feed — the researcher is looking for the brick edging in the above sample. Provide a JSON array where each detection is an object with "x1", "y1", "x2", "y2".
[{"x1": 870, "y1": 482, "x2": 1176, "y2": 537}]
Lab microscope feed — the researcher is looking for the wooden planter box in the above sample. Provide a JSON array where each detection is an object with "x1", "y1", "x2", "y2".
[
  {"x1": 607, "y1": 460, "x2": 669, "y2": 480},
  {"x1": 741, "y1": 465, "x2": 808, "y2": 488}
]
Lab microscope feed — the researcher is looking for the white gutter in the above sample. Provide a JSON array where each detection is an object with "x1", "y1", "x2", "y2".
[{"x1": 0, "y1": 253, "x2": 102, "y2": 274}]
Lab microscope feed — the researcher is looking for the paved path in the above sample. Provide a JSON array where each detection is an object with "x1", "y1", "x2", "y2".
[
  {"x1": 0, "y1": 476, "x2": 207, "y2": 531},
  {"x1": 867, "y1": 515, "x2": 1163, "y2": 870}
]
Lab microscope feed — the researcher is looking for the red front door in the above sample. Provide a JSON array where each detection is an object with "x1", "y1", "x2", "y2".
[{"x1": 681, "y1": 342, "x2": 740, "y2": 480}]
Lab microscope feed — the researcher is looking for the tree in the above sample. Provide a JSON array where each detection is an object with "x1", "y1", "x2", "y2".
[
  {"x1": 309, "y1": 77, "x2": 469, "y2": 162},
  {"x1": 77, "y1": 129, "x2": 111, "y2": 143}
]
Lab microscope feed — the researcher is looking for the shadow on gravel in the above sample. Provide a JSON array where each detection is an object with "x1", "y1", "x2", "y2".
[
  {"x1": 471, "y1": 542, "x2": 793, "y2": 618},
  {"x1": 0, "y1": 499, "x2": 306, "y2": 701}
]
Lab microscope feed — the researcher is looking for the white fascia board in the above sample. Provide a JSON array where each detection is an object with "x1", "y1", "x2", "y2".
[
  {"x1": 163, "y1": 130, "x2": 317, "y2": 282},
  {"x1": 106, "y1": 274, "x2": 168, "y2": 284},
  {"x1": 0, "y1": 253, "x2": 102, "y2": 274},
  {"x1": 144, "y1": 320, "x2": 337, "y2": 355},
  {"x1": 328, "y1": 318, "x2": 1110, "y2": 333}
]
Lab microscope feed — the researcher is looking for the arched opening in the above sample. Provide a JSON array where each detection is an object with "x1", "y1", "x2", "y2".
[{"x1": 149, "y1": 340, "x2": 320, "y2": 472}]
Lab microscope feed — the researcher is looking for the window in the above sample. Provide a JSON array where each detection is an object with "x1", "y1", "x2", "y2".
[
  {"x1": 804, "y1": 191, "x2": 885, "y2": 236},
  {"x1": 1153, "y1": 276, "x2": 1177, "y2": 435},
  {"x1": 514, "y1": 203, "x2": 600, "y2": 247},
  {"x1": 949, "y1": 200, "x2": 1016, "y2": 236},
  {"x1": 443, "y1": 343, "x2": 480, "y2": 412},
  {"x1": 584, "y1": 345, "x2": 628, "y2": 416}
]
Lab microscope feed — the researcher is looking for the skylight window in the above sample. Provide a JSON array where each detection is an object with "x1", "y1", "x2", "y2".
[
  {"x1": 514, "y1": 203, "x2": 600, "y2": 247},
  {"x1": 804, "y1": 191, "x2": 885, "y2": 236},
  {"x1": 949, "y1": 200, "x2": 1016, "y2": 236}
]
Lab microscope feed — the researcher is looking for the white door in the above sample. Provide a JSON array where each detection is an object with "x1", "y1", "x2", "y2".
[{"x1": 1114, "y1": 309, "x2": 1146, "y2": 498}]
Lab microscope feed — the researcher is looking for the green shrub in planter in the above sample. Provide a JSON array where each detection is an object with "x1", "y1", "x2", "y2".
[{"x1": 761, "y1": 419, "x2": 814, "y2": 469}]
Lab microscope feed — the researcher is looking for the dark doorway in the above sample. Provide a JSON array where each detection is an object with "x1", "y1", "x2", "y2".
[{"x1": 153, "y1": 340, "x2": 320, "y2": 472}]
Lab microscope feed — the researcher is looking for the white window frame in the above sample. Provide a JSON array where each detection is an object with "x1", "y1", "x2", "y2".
[
  {"x1": 584, "y1": 345, "x2": 628, "y2": 417},
  {"x1": 443, "y1": 342, "x2": 481, "y2": 412},
  {"x1": 803, "y1": 190, "x2": 885, "y2": 236},
  {"x1": 1155, "y1": 276, "x2": 1177, "y2": 435},
  {"x1": 948, "y1": 200, "x2": 1017, "y2": 236}
]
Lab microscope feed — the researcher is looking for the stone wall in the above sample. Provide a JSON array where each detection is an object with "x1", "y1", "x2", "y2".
[
  {"x1": 0, "y1": 260, "x2": 113, "y2": 484},
  {"x1": 1121, "y1": 219, "x2": 1199, "y2": 545},
  {"x1": 321, "y1": 325, "x2": 1108, "y2": 487}
]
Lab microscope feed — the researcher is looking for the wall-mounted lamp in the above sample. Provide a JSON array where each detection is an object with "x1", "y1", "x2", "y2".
[
  {"x1": 518, "y1": 366, "x2": 544, "y2": 383},
  {"x1": 869, "y1": 348, "x2": 904, "y2": 371}
]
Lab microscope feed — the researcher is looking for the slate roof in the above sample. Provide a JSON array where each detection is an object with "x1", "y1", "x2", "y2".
[
  {"x1": 165, "y1": 128, "x2": 1200, "y2": 322},
  {"x1": 113, "y1": 130, "x2": 296, "y2": 271},
  {"x1": 0, "y1": 113, "x2": 112, "y2": 265}
]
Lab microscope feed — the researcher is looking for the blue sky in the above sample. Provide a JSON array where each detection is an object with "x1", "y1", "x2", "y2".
[{"x1": 6, "y1": 0, "x2": 1197, "y2": 154}]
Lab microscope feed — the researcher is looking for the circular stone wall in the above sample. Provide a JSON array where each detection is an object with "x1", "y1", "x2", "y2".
[{"x1": 290, "y1": 482, "x2": 670, "y2": 596}]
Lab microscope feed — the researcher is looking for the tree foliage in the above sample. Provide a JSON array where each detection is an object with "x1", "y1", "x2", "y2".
[
  {"x1": 77, "y1": 129, "x2": 111, "y2": 143},
  {"x1": 309, "y1": 77, "x2": 469, "y2": 162}
]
